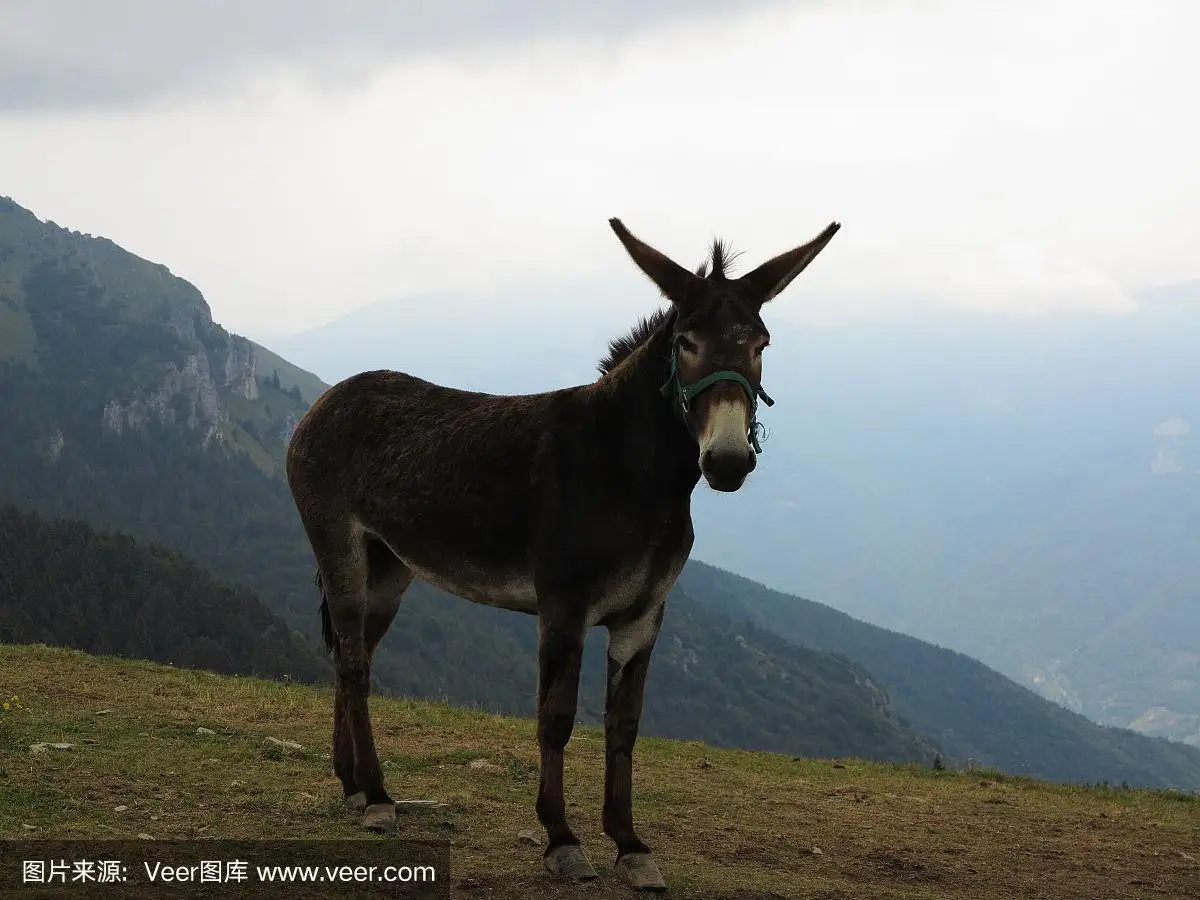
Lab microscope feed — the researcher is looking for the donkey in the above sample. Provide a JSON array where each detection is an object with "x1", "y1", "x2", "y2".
[{"x1": 285, "y1": 216, "x2": 840, "y2": 891}]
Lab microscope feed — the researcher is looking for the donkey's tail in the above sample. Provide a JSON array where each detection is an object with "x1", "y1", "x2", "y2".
[{"x1": 315, "y1": 570, "x2": 336, "y2": 656}]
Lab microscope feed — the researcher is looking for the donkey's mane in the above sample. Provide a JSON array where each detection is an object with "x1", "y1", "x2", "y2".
[
  {"x1": 597, "y1": 237, "x2": 741, "y2": 376},
  {"x1": 597, "y1": 308, "x2": 671, "y2": 376}
]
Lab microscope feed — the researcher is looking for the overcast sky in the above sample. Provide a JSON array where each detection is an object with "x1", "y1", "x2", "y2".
[{"x1": 1, "y1": 0, "x2": 1196, "y2": 339}]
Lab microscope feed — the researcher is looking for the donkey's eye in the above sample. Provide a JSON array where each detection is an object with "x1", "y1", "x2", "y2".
[{"x1": 678, "y1": 335, "x2": 699, "y2": 354}]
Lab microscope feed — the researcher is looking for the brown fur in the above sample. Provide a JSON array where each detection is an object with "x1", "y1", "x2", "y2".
[{"x1": 285, "y1": 216, "x2": 840, "y2": 887}]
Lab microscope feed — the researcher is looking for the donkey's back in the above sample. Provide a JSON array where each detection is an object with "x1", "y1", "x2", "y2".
[{"x1": 286, "y1": 368, "x2": 565, "y2": 611}]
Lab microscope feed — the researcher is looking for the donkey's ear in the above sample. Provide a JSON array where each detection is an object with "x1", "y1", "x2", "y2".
[
  {"x1": 609, "y1": 218, "x2": 704, "y2": 304},
  {"x1": 736, "y1": 221, "x2": 841, "y2": 307}
]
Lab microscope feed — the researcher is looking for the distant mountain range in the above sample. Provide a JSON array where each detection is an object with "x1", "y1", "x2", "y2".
[
  {"x1": 2, "y1": 194, "x2": 1199, "y2": 789},
  {"x1": 688, "y1": 286, "x2": 1200, "y2": 747}
]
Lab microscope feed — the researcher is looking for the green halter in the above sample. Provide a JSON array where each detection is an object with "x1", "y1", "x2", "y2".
[{"x1": 659, "y1": 335, "x2": 775, "y2": 453}]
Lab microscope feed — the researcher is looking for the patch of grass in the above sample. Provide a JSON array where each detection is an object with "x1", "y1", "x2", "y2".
[{"x1": 1, "y1": 643, "x2": 1197, "y2": 899}]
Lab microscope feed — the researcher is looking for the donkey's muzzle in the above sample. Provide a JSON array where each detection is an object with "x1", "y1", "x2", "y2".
[{"x1": 700, "y1": 445, "x2": 756, "y2": 492}]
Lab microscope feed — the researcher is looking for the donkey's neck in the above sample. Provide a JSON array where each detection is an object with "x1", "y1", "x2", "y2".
[{"x1": 596, "y1": 316, "x2": 701, "y2": 497}]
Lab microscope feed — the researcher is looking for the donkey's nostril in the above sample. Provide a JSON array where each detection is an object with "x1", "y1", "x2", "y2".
[{"x1": 700, "y1": 445, "x2": 753, "y2": 491}]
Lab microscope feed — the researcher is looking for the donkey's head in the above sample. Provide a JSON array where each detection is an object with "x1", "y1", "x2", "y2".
[{"x1": 609, "y1": 217, "x2": 840, "y2": 492}]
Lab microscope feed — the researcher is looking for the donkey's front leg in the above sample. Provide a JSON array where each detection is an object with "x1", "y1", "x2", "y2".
[
  {"x1": 604, "y1": 607, "x2": 667, "y2": 891},
  {"x1": 535, "y1": 617, "x2": 597, "y2": 881}
]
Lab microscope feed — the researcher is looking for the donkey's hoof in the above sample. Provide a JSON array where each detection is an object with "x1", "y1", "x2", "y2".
[
  {"x1": 345, "y1": 791, "x2": 367, "y2": 813},
  {"x1": 543, "y1": 844, "x2": 598, "y2": 881},
  {"x1": 616, "y1": 852, "x2": 667, "y2": 892},
  {"x1": 361, "y1": 802, "x2": 396, "y2": 833}
]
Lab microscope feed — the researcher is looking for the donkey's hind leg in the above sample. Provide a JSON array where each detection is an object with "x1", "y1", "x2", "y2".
[
  {"x1": 326, "y1": 596, "x2": 359, "y2": 811},
  {"x1": 316, "y1": 525, "x2": 408, "y2": 833},
  {"x1": 333, "y1": 538, "x2": 412, "y2": 820}
]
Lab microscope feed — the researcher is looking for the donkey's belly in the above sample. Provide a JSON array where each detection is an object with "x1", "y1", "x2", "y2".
[
  {"x1": 358, "y1": 499, "x2": 538, "y2": 613},
  {"x1": 393, "y1": 548, "x2": 666, "y2": 622},
  {"x1": 399, "y1": 555, "x2": 540, "y2": 614}
]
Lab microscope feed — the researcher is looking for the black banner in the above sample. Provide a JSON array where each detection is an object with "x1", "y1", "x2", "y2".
[{"x1": 0, "y1": 840, "x2": 449, "y2": 899}]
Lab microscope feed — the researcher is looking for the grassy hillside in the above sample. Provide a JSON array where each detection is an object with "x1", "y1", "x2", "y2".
[
  {"x1": 1, "y1": 645, "x2": 1196, "y2": 899},
  {"x1": 680, "y1": 561, "x2": 1200, "y2": 791}
]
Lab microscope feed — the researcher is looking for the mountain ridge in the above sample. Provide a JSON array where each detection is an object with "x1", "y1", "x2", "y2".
[
  {"x1": 678, "y1": 560, "x2": 1200, "y2": 790},
  {"x1": 0, "y1": 194, "x2": 312, "y2": 475},
  {"x1": 3, "y1": 195, "x2": 1199, "y2": 789}
]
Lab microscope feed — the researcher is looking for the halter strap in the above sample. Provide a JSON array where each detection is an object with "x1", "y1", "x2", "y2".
[{"x1": 658, "y1": 336, "x2": 775, "y2": 453}]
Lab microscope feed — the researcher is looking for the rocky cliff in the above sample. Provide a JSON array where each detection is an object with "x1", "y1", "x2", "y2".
[{"x1": 0, "y1": 196, "x2": 314, "y2": 472}]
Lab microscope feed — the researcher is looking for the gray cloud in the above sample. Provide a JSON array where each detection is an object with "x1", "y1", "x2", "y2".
[
  {"x1": 3, "y1": 0, "x2": 1193, "y2": 338},
  {"x1": 1, "y1": 0, "x2": 786, "y2": 110}
]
